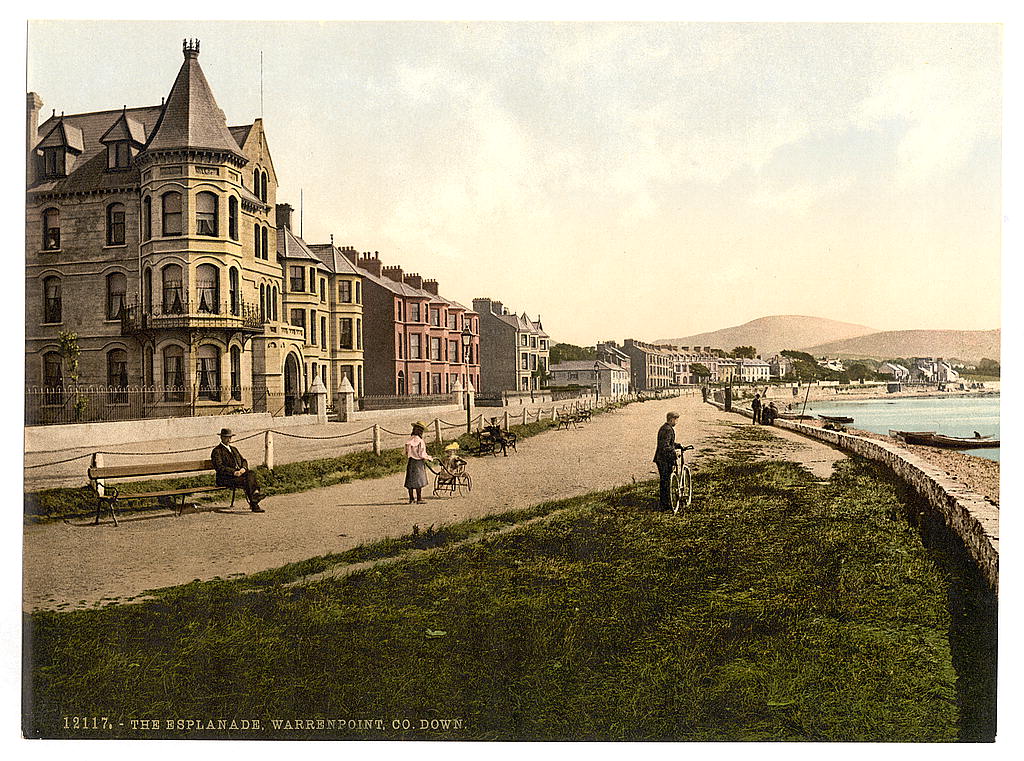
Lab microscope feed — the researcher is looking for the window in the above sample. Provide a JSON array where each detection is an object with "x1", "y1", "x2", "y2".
[
  {"x1": 410, "y1": 303, "x2": 421, "y2": 322},
  {"x1": 196, "y1": 192, "x2": 218, "y2": 236},
  {"x1": 254, "y1": 223, "x2": 260, "y2": 258},
  {"x1": 397, "y1": 331, "x2": 404, "y2": 359},
  {"x1": 431, "y1": 373, "x2": 442, "y2": 394},
  {"x1": 259, "y1": 284, "x2": 266, "y2": 322},
  {"x1": 228, "y1": 196, "x2": 238, "y2": 240},
  {"x1": 43, "y1": 353, "x2": 64, "y2": 404},
  {"x1": 356, "y1": 319, "x2": 362, "y2": 350},
  {"x1": 340, "y1": 318, "x2": 353, "y2": 349},
  {"x1": 106, "y1": 272, "x2": 127, "y2": 320},
  {"x1": 410, "y1": 372, "x2": 422, "y2": 395},
  {"x1": 196, "y1": 264, "x2": 219, "y2": 313},
  {"x1": 42, "y1": 208, "x2": 60, "y2": 250},
  {"x1": 321, "y1": 316, "x2": 327, "y2": 348},
  {"x1": 397, "y1": 370, "x2": 406, "y2": 395},
  {"x1": 107, "y1": 349, "x2": 129, "y2": 404},
  {"x1": 163, "y1": 345, "x2": 185, "y2": 401},
  {"x1": 409, "y1": 333, "x2": 421, "y2": 359},
  {"x1": 430, "y1": 337, "x2": 441, "y2": 361},
  {"x1": 449, "y1": 340, "x2": 458, "y2": 362},
  {"x1": 339, "y1": 280, "x2": 352, "y2": 303},
  {"x1": 289, "y1": 266, "x2": 305, "y2": 292},
  {"x1": 447, "y1": 313, "x2": 457, "y2": 330},
  {"x1": 262, "y1": 226, "x2": 269, "y2": 259},
  {"x1": 430, "y1": 308, "x2": 440, "y2": 327},
  {"x1": 144, "y1": 347, "x2": 154, "y2": 389},
  {"x1": 230, "y1": 346, "x2": 241, "y2": 400},
  {"x1": 272, "y1": 287, "x2": 278, "y2": 321},
  {"x1": 522, "y1": 354, "x2": 529, "y2": 370},
  {"x1": 143, "y1": 268, "x2": 153, "y2": 312},
  {"x1": 42, "y1": 277, "x2": 61, "y2": 323},
  {"x1": 162, "y1": 264, "x2": 184, "y2": 314},
  {"x1": 261, "y1": 170, "x2": 268, "y2": 202},
  {"x1": 196, "y1": 345, "x2": 220, "y2": 401},
  {"x1": 310, "y1": 310, "x2": 317, "y2": 346},
  {"x1": 161, "y1": 192, "x2": 182, "y2": 236},
  {"x1": 229, "y1": 268, "x2": 240, "y2": 315},
  {"x1": 142, "y1": 196, "x2": 152, "y2": 240},
  {"x1": 521, "y1": 334, "x2": 528, "y2": 346},
  {"x1": 309, "y1": 267, "x2": 316, "y2": 290},
  {"x1": 320, "y1": 279, "x2": 326, "y2": 303},
  {"x1": 355, "y1": 281, "x2": 361, "y2": 304},
  {"x1": 41, "y1": 148, "x2": 64, "y2": 178},
  {"x1": 358, "y1": 365, "x2": 363, "y2": 397},
  {"x1": 340, "y1": 365, "x2": 354, "y2": 390},
  {"x1": 107, "y1": 141, "x2": 131, "y2": 169},
  {"x1": 291, "y1": 309, "x2": 306, "y2": 342}
]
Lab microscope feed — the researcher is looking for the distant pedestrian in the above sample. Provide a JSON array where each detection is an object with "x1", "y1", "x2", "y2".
[
  {"x1": 653, "y1": 412, "x2": 683, "y2": 511},
  {"x1": 404, "y1": 421, "x2": 434, "y2": 504},
  {"x1": 211, "y1": 428, "x2": 264, "y2": 512},
  {"x1": 751, "y1": 394, "x2": 762, "y2": 424},
  {"x1": 763, "y1": 401, "x2": 778, "y2": 426}
]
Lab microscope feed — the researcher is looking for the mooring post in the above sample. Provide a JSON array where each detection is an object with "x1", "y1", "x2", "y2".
[
  {"x1": 434, "y1": 418, "x2": 442, "y2": 444},
  {"x1": 372, "y1": 424, "x2": 381, "y2": 455},
  {"x1": 264, "y1": 430, "x2": 274, "y2": 470}
]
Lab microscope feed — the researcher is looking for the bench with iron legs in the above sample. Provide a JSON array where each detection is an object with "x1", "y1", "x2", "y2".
[{"x1": 87, "y1": 459, "x2": 237, "y2": 526}]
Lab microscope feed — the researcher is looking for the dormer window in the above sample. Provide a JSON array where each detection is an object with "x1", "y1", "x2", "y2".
[
  {"x1": 107, "y1": 141, "x2": 132, "y2": 170},
  {"x1": 40, "y1": 148, "x2": 64, "y2": 179}
]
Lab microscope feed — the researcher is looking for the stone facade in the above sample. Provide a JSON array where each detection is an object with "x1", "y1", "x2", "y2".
[{"x1": 473, "y1": 298, "x2": 549, "y2": 394}]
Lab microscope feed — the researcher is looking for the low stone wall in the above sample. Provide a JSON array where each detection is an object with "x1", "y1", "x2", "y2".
[
  {"x1": 709, "y1": 400, "x2": 999, "y2": 591},
  {"x1": 24, "y1": 412, "x2": 322, "y2": 454}
]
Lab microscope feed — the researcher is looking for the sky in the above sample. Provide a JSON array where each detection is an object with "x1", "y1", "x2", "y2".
[{"x1": 25, "y1": 20, "x2": 1002, "y2": 346}]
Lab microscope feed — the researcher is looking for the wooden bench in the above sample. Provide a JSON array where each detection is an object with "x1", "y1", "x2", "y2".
[
  {"x1": 87, "y1": 459, "x2": 236, "y2": 526},
  {"x1": 556, "y1": 413, "x2": 580, "y2": 430}
]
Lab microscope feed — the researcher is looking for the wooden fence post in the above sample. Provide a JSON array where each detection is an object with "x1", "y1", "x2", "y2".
[
  {"x1": 434, "y1": 418, "x2": 442, "y2": 444},
  {"x1": 503, "y1": 410, "x2": 509, "y2": 430},
  {"x1": 264, "y1": 430, "x2": 275, "y2": 470},
  {"x1": 372, "y1": 424, "x2": 381, "y2": 455}
]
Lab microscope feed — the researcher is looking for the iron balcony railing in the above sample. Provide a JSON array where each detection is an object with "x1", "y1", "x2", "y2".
[{"x1": 121, "y1": 297, "x2": 265, "y2": 335}]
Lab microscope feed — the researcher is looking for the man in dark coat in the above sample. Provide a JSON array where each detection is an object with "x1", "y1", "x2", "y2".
[
  {"x1": 211, "y1": 428, "x2": 264, "y2": 512},
  {"x1": 653, "y1": 412, "x2": 682, "y2": 511},
  {"x1": 751, "y1": 393, "x2": 762, "y2": 424}
]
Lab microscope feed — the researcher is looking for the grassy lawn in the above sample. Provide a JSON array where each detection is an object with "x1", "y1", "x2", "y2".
[{"x1": 25, "y1": 431, "x2": 993, "y2": 741}]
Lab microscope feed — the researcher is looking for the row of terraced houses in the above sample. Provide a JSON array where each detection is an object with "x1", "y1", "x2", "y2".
[{"x1": 25, "y1": 41, "x2": 552, "y2": 425}]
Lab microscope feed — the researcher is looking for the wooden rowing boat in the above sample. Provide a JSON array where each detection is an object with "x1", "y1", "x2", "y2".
[
  {"x1": 818, "y1": 414, "x2": 854, "y2": 424},
  {"x1": 890, "y1": 430, "x2": 999, "y2": 448}
]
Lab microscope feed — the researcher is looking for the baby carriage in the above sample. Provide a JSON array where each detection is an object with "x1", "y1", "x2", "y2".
[{"x1": 431, "y1": 445, "x2": 472, "y2": 497}]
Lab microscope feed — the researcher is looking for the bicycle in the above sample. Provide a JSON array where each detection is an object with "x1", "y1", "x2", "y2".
[{"x1": 670, "y1": 445, "x2": 695, "y2": 514}]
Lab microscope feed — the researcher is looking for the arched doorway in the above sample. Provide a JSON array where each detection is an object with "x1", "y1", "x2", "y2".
[{"x1": 284, "y1": 354, "x2": 301, "y2": 415}]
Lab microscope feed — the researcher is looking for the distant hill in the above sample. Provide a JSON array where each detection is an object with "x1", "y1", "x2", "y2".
[
  {"x1": 657, "y1": 315, "x2": 877, "y2": 357},
  {"x1": 801, "y1": 330, "x2": 1001, "y2": 364}
]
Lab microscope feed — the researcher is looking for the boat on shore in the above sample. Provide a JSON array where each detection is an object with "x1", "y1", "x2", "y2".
[
  {"x1": 818, "y1": 414, "x2": 854, "y2": 424},
  {"x1": 890, "y1": 430, "x2": 999, "y2": 449},
  {"x1": 776, "y1": 412, "x2": 814, "y2": 420}
]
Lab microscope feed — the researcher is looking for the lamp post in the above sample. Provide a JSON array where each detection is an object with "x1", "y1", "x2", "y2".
[
  {"x1": 462, "y1": 325, "x2": 473, "y2": 432},
  {"x1": 593, "y1": 361, "x2": 601, "y2": 405}
]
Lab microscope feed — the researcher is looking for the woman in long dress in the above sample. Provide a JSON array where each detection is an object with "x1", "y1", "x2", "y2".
[{"x1": 404, "y1": 422, "x2": 434, "y2": 504}]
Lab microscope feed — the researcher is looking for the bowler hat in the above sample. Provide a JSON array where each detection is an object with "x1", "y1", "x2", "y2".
[{"x1": 219, "y1": 428, "x2": 234, "y2": 438}]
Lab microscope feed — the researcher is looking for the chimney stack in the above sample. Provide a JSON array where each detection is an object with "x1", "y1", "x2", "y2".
[
  {"x1": 276, "y1": 203, "x2": 293, "y2": 230},
  {"x1": 341, "y1": 245, "x2": 358, "y2": 265},
  {"x1": 403, "y1": 272, "x2": 423, "y2": 290},
  {"x1": 422, "y1": 279, "x2": 439, "y2": 295},
  {"x1": 358, "y1": 252, "x2": 382, "y2": 277},
  {"x1": 382, "y1": 265, "x2": 404, "y2": 283},
  {"x1": 27, "y1": 92, "x2": 43, "y2": 185}
]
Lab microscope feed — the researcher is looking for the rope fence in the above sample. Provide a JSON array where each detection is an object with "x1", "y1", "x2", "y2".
[{"x1": 270, "y1": 426, "x2": 375, "y2": 440}]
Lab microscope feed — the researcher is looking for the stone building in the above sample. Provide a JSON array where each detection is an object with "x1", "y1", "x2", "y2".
[
  {"x1": 25, "y1": 40, "x2": 368, "y2": 423},
  {"x1": 622, "y1": 339, "x2": 675, "y2": 391},
  {"x1": 549, "y1": 360, "x2": 628, "y2": 398},
  {"x1": 472, "y1": 298, "x2": 550, "y2": 394}
]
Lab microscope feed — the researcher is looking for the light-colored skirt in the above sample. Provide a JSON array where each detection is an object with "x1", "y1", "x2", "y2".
[{"x1": 404, "y1": 458, "x2": 429, "y2": 490}]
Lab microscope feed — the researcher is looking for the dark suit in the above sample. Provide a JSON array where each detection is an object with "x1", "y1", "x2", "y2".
[
  {"x1": 211, "y1": 443, "x2": 262, "y2": 507},
  {"x1": 653, "y1": 422, "x2": 679, "y2": 510}
]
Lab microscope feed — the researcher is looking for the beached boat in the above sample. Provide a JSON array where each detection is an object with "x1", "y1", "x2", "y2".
[
  {"x1": 776, "y1": 412, "x2": 814, "y2": 420},
  {"x1": 818, "y1": 414, "x2": 854, "y2": 424},
  {"x1": 890, "y1": 430, "x2": 998, "y2": 449}
]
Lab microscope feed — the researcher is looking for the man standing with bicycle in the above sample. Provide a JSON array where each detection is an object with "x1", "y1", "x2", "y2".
[{"x1": 653, "y1": 411, "x2": 683, "y2": 511}]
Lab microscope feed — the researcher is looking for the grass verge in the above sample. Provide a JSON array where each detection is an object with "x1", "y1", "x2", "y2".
[{"x1": 26, "y1": 442, "x2": 983, "y2": 740}]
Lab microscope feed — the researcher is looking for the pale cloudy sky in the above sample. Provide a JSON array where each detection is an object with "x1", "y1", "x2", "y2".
[{"x1": 26, "y1": 20, "x2": 1002, "y2": 345}]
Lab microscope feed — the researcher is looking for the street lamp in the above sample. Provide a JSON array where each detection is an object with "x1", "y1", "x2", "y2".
[
  {"x1": 462, "y1": 325, "x2": 473, "y2": 432},
  {"x1": 593, "y1": 361, "x2": 601, "y2": 404}
]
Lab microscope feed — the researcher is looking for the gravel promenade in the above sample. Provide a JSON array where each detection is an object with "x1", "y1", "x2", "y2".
[{"x1": 23, "y1": 395, "x2": 846, "y2": 611}]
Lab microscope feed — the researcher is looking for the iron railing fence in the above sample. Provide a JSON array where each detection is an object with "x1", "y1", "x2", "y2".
[
  {"x1": 121, "y1": 297, "x2": 264, "y2": 335},
  {"x1": 359, "y1": 393, "x2": 455, "y2": 411},
  {"x1": 25, "y1": 385, "x2": 296, "y2": 426}
]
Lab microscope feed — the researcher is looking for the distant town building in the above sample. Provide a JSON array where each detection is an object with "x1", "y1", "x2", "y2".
[
  {"x1": 817, "y1": 357, "x2": 846, "y2": 373},
  {"x1": 738, "y1": 358, "x2": 771, "y2": 383},
  {"x1": 878, "y1": 362, "x2": 911, "y2": 381},
  {"x1": 473, "y1": 298, "x2": 549, "y2": 393},
  {"x1": 910, "y1": 358, "x2": 959, "y2": 383},
  {"x1": 767, "y1": 354, "x2": 795, "y2": 379},
  {"x1": 596, "y1": 340, "x2": 632, "y2": 380},
  {"x1": 549, "y1": 360, "x2": 628, "y2": 397},
  {"x1": 622, "y1": 339, "x2": 674, "y2": 390},
  {"x1": 673, "y1": 350, "x2": 724, "y2": 384}
]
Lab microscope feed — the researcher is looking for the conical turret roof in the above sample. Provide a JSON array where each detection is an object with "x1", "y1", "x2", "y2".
[{"x1": 145, "y1": 40, "x2": 245, "y2": 160}]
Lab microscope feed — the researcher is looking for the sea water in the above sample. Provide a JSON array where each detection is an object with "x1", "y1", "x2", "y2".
[{"x1": 797, "y1": 395, "x2": 1001, "y2": 462}]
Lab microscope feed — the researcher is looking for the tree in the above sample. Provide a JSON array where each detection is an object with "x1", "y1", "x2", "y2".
[
  {"x1": 847, "y1": 363, "x2": 872, "y2": 382},
  {"x1": 781, "y1": 349, "x2": 816, "y2": 364},
  {"x1": 977, "y1": 358, "x2": 1001, "y2": 377},
  {"x1": 730, "y1": 345, "x2": 756, "y2": 359},
  {"x1": 550, "y1": 343, "x2": 596, "y2": 364},
  {"x1": 690, "y1": 363, "x2": 711, "y2": 380}
]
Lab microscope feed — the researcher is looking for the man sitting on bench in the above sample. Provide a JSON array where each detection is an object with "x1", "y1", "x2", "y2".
[
  {"x1": 211, "y1": 428, "x2": 265, "y2": 512},
  {"x1": 484, "y1": 417, "x2": 510, "y2": 456}
]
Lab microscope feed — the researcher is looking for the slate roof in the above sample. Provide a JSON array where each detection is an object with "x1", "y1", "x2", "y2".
[
  {"x1": 551, "y1": 361, "x2": 624, "y2": 373},
  {"x1": 145, "y1": 48, "x2": 245, "y2": 159},
  {"x1": 306, "y1": 243, "x2": 364, "y2": 276},
  {"x1": 276, "y1": 226, "x2": 324, "y2": 264}
]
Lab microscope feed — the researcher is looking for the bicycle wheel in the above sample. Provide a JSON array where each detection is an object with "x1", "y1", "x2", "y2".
[
  {"x1": 681, "y1": 465, "x2": 693, "y2": 510},
  {"x1": 669, "y1": 467, "x2": 681, "y2": 513}
]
